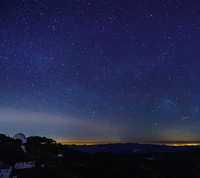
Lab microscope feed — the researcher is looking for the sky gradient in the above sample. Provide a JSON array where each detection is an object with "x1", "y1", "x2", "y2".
[{"x1": 1, "y1": 0, "x2": 200, "y2": 144}]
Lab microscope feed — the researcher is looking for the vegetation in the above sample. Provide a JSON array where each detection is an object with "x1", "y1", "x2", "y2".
[{"x1": 1, "y1": 134, "x2": 200, "y2": 177}]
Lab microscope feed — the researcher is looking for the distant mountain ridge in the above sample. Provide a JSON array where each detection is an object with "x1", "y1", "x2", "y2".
[{"x1": 67, "y1": 143, "x2": 200, "y2": 154}]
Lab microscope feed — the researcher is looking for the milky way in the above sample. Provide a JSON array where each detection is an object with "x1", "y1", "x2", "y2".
[{"x1": 0, "y1": 0, "x2": 200, "y2": 143}]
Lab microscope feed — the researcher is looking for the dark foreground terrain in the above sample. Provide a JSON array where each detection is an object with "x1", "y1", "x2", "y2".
[
  {"x1": 1, "y1": 134, "x2": 200, "y2": 178},
  {"x1": 68, "y1": 143, "x2": 200, "y2": 153}
]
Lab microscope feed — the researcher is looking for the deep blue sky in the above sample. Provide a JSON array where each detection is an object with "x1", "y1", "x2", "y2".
[{"x1": 0, "y1": 0, "x2": 200, "y2": 144}]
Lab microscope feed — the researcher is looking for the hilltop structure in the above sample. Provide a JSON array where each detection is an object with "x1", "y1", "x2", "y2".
[
  {"x1": 13, "y1": 133, "x2": 27, "y2": 144},
  {"x1": 13, "y1": 133, "x2": 27, "y2": 152},
  {"x1": 14, "y1": 161, "x2": 35, "y2": 169}
]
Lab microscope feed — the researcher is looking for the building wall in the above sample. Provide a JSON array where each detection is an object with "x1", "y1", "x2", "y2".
[
  {"x1": 21, "y1": 138, "x2": 27, "y2": 144},
  {"x1": 21, "y1": 145, "x2": 26, "y2": 152},
  {"x1": 14, "y1": 161, "x2": 35, "y2": 169},
  {"x1": 0, "y1": 167, "x2": 12, "y2": 178}
]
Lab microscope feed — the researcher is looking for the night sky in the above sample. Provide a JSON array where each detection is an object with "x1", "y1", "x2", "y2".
[{"x1": 0, "y1": 0, "x2": 200, "y2": 144}]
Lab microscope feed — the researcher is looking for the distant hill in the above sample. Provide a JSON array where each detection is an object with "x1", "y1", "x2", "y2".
[{"x1": 67, "y1": 143, "x2": 200, "y2": 154}]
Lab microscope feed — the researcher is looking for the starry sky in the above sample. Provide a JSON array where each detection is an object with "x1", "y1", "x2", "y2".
[{"x1": 0, "y1": 0, "x2": 200, "y2": 144}]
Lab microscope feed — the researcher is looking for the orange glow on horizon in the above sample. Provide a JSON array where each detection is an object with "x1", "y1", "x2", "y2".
[
  {"x1": 55, "y1": 139, "x2": 200, "y2": 146},
  {"x1": 56, "y1": 139, "x2": 128, "y2": 145},
  {"x1": 165, "y1": 143, "x2": 200, "y2": 146}
]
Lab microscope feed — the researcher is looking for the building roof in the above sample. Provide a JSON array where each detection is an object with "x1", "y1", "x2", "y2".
[
  {"x1": 13, "y1": 133, "x2": 27, "y2": 144},
  {"x1": 13, "y1": 133, "x2": 26, "y2": 140}
]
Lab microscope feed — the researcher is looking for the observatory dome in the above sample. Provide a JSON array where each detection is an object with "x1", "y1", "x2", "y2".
[{"x1": 13, "y1": 133, "x2": 27, "y2": 144}]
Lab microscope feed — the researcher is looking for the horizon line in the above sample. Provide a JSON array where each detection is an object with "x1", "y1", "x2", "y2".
[{"x1": 56, "y1": 139, "x2": 200, "y2": 146}]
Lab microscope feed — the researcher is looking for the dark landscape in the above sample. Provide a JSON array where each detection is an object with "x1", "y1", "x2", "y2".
[
  {"x1": 1, "y1": 134, "x2": 200, "y2": 178},
  {"x1": 68, "y1": 143, "x2": 200, "y2": 154}
]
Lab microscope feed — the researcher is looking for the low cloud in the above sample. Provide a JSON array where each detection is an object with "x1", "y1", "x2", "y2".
[{"x1": 0, "y1": 108, "x2": 121, "y2": 141}]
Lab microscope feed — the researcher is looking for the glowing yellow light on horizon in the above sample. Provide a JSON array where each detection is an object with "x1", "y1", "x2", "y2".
[
  {"x1": 56, "y1": 139, "x2": 127, "y2": 145},
  {"x1": 55, "y1": 139, "x2": 200, "y2": 146},
  {"x1": 166, "y1": 143, "x2": 200, "y2": 147}
]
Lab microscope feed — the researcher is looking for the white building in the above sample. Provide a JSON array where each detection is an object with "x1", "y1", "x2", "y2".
[
  {"x1": 0, "y1": 166, "x2": 12, "y2": 178},
  {"x1": 13, "y1": 133, "x2": 27, "y2": 152},
  {"x1": 13, "y1": 133, "x2": 27, "y2": 144},
  {"x1": 14, "y1": 161, "x2": 35, "y2": 169}
]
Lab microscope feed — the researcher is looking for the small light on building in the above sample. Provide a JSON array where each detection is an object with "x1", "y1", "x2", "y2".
[{"x1": 57, "y1": 154, "x2": 63, "y2": 158}]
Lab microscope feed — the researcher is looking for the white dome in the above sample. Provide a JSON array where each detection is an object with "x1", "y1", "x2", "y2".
[{"x1": 13, "y1": 133, "x2": 27, "y2": 144}]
